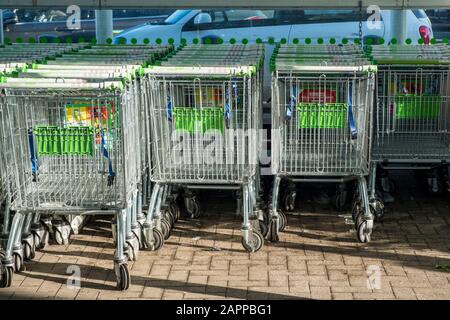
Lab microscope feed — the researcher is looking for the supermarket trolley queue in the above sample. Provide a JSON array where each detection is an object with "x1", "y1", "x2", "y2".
[
  {"x1": 367, "y1": 44, "x2": 450, "y2": 210},
  {"x1": 0, "y1": 43, "x2": 173, "y2": 290},
  {"x1": 144, "y1": 44, "x2": 269, "y2": 253},
  {"x1": 270, "y1": 44, "x2": 377, "y2": 243}
]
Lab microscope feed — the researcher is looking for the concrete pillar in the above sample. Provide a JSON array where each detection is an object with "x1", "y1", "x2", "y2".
[
  {"x1": 95, "y1": 9, "x2": 113, "y2": 44},
  {"x1": 391, "y1": 10, "x2": 407, "y2": 44}
]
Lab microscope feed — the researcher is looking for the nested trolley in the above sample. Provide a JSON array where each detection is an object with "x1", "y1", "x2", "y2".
[
  {"x1": 368, "y1": 45, "x2": 450, "y2": 206},
  {"x1": 144, "y1": 44, "x2": 266, "y2": 252},
  {"x1": 0, "y1": 43, "x2": 171, "y2": 290},
  {"x1": 271, "y1": 44, "x2": 377, "y2": 242}
]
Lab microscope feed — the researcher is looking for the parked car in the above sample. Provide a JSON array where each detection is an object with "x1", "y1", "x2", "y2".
[
  {"x1": 114, "y1": 9, "x2": 433, "y2": 45},
  {"x1": 425, "y1": 9, "x2": 450, "y2": 40},
  {"x1": 115, "y1": 9, "x2": 434, "y2": 105},
  {"x1": 3, "y1": 8, "x2": 173, "y2": 42},
  {"x1": 2, "y1": 9, "x2": 18, "y2": 25}
]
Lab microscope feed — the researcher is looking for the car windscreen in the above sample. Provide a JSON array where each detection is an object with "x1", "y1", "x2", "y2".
[{"x1": 164, "y1": 10, "x2": 191, "y2": 24}]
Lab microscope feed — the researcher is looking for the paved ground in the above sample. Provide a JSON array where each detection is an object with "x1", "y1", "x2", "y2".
[{"x1": 0, "y1": 172, "x2": 449, "y2": 300}]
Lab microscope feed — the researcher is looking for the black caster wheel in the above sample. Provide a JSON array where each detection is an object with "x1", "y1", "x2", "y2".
[
  {"x1": 242, "y1": 231, "x2": 264, "y2": 253},
  {"x1": 169, "y1": 201, "x2": 180, "y2": 222},
  {"x1": 332, "y1": 191, "x2": 347, "y2": 212},
  {"x1": 144, "y1": 228, "x2": 165, "y2": 251},
  {"x1": 13, "y1": 252, "x2": 24, "y2": 273},
  {"x1": 32, "y1": 223, "x2": 48, "y2": 250},
  {"x1": 153, "y1": 228, "x2": 165, "y2": 250},
  {"x1": 0, "y1": 266, "x2": 13, "y2": 288},
  {"x1": 278, "y1": 211, "x2": 287, "y2": 232},
  {"x1": 53, "y1": 221, "x2": 71, "y2": 245},
  {"x1": 381, "y1": 178, "x2": 396, "y2": 194},
  {"x1": 351, "y1": 201, "x2": 361, "y2": 222},
  {"x1": 187, "y1": 199, "x2": 201, "y2": 219},
  {"x1": 370, "y1": 198, "x2": 385, "y2": 222},
  {"x1": 427, "y1": 179, "x2": 442, "y2": 194},
  {"x1": 160, "y1": 218, "x2": 171, "y2": 241},
  {"x1": 259, "y1": 220, "x2": 268, "y2": 238},
  {"x1": 282, "y1": 191, "x2": 296, "y2": 212},
  {"x1": 354, "y1": 208, "x2": 365, "y2": 230},
  {"x1": 268, "y1": 217, "x2": 280, "y2": 243},
  {"x1": 54, "y1": 229, "x2": 70, "y2": 245},
  {"x1": 356, "y1": 220, "x2": 372, "y2": 243},
  {"x1": 23, "y1": 241, "x2": 36, "y2": 261},
  {"x1": 115, "y1": 263, "x2": 130, "y2": 291},
  {"x1": 163, "y1": 209, "x2": 175, "y2": 228}
]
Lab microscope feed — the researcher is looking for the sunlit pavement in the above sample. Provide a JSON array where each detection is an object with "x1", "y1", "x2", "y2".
[{"x1": 0, "y1": 171, "x2": 449, "y2": 300}]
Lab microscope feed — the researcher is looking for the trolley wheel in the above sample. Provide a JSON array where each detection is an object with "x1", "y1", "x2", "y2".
[
  {"x1": 332, "y1": 191, "x2": 347, "y2": 212},
  {"x1": 163, "y1": 209, "x2": 175, "y2": 228},
  {"x1": 54, "y1": 230, "x2": 65, "y2": 245},
  {"x1": 356, "y1": 220, "x2": 372, "y2": 243},
  {"x1": 427, "y1": 179, "x2": 442, "y2": 194},
  {"x1": 0, "y1": 266, "x2": 13, "y2": 288},
  {"x1": 23, "y1": 241, "x2": 35, "y2": 261},
  {"x1": 115, "y1": 263, "x2": 130, "y2": 291},
  {"x1": 153, "y1": 228, "x2": 165, "y2": 251},
  {"x1": 354, "y1": 208, "x2": 365, "y2": 230},
  {"x1": 186, "y1": 198, "x2": 201, "y2": 219},
  {"x1": 169, "y1": 201, "x2": 180, "y2": 222},
  {"x1": 370, "y1": 198, "x2": 385, "y2": 222},
  {"x1": 53, "y1": 224, "x2": 71, "y2": 245},
  {"x1": 282, "y1": 191, "x2": 296, "y2": 212},
  {"x1": 13, "y1": 252, "x2": 24, "y2": 273},
  {"x1": 242, "y1": 230, "x2": 264, "y2": 253},
  {"x1": 259, "y1": 220, "x2": 268, "y2": 238},
  {"x1": 351, "y1": 201, "x2": 362, "y2": 222},
  {"x1": 381, "y1": 178, "x2": 396, "y2": 194},
  {"x1": 278, "y1": 211, "x2": 287, "y2": 232},
  {"x1": 160, "y1": 218, "x2": 172, "y2": 241},
  {"x1": 268, "y1": 217, "x2": 280, "y2": 243}
]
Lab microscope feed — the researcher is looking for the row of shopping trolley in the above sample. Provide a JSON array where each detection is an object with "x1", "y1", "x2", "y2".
[
  {"x1": 0, "y1": 42, "x2": 173, "y2": 290},
  {"x1": 0, "y1": 42, "x2": 449, "y2": 291},
  {"x1": 271, "y1": 43, "x2": 450, "y2": 243}
]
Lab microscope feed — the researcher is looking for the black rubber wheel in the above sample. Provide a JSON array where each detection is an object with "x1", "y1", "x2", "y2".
[
  {"x1": 381, "y1": 178, "x2": 396, "y2": 194},
  {"x1": 283, "y1": 191, "x2": 296, "y2": 212},
  {"x1": 169, "y1": 201, "x2": 180, "y2": 222},
  {"x1": 259, "y1": 220, "x2": 268, "y2": 238},
  {"x1": 116, "y1": 263, "x2": 130, "y2": 291},
  {"x1": 163, "y1": 209, "x2": 175, "y2": 228},
  {"x1": 268, "y1": 218, "x2": 280, "y2": 243},
  {"x1": 0, "y1": 266, "x2": 13, "y2": 288},
  {"x1": 370, "y1": 198, "x2": 385, "y2": 222},
  {"x1": 242, "y1": 230, "x2": 264, "y2": 253},
  {"x1": 332, "y1": 192, "x2": 347, "y2": 212},
  {"x1": 427, "y1": 179, "x2": 442, "y2": 194},
  {"x1": 187, "y1": 199, "x2": 201, "y2": 219},
  {"x1": 13, "y1": 252, "x2": 24, "y2": 273},
  {"x1": 33, "y1": 231, "x2": 46, "y2": 250},
  {"x1": 160, "y1": 218, "x2": 171, "y2": 240},
  {"x1": 278, "y1": 211, "x2": 287, "y2": 232},
  {"x1": 152, "y1": 228, "x2": 165, "y2": 251},
  {"x1": 54, "y1": 230, "x2": 65, "y2": 245},
  {"x1": 23, "y1": 241, "x2": 35, "y2": 261},
  {"x1": 354, "y1": 208, "x2": 365, "y2": 230},
  {"x1": 356, "y1": 220, "x2": 372, "y2": 243},
  {"x1": 351, "y1": 201, "x2": 362, "y2": 222}
]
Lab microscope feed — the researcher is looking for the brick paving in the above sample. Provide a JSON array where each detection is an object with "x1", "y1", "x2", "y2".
[{"x1": 0, "y1": 172, "x2": 449, "y2": 300}]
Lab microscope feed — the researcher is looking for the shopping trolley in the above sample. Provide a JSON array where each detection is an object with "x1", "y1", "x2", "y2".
[
  {"x1": 144, "y1": 44, "x2": 266, "y2": 252},
  {"x1": 0, "y1": 44, "x2": 170, "y2": 289},
  {"x1": 0, "y1": 43, "x2": 90, "y2": 255},
  {"x1": 368, "y1": 44, "x2": 450, "y2": 208},
  {"x1": 5, "y1": 44, "x2": 173, "y2": 260},
  {"x1": 270, "y1": 44, "x2": 377, "y2": 243}
]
